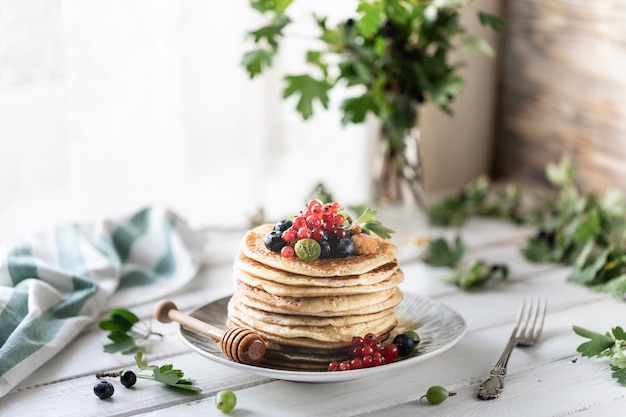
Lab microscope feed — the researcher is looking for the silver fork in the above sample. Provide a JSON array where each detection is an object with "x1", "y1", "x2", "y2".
[{"x1": 477, "y1": 299, "x2": 547, "y2": 400}]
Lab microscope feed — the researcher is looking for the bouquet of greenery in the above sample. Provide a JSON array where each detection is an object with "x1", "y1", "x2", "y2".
[{"x1": 241, "y1": 0, "x2": 503, "y2": 206}]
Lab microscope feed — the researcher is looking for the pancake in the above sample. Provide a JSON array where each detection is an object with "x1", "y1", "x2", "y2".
[
  {"x1": 235, "y1": 279, "x2": 399, "y2": 314},
  {"x1": 229, "y1": 297, "x2": 397, "y2": 327},
  {"x1": 232, "y1": 287, "x2": 403, "y2": 317},
  {"x1": 228, "y1": 305, "x2": 397, "y2": 342},
  {"x1": 235, "y1": 251, "x2": 399, "y2": 287},
  {"x1": 240, "y1": 224, "x2": 397, "y2": 277},
  {"x1": 234, "y1": 268, "x2": 404, "y2": 297},
  {"x1": 228, "y1": 315, "x2": 396, "y2": 349}
]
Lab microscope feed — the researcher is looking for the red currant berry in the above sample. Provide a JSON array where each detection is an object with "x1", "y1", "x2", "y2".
[
  {"x1": 351, "y1": 336, "x2": 365, "y2": 347},
  {"x1": 381, "y1": 344, "x2": 399, "y2": 363},
  {"x1": 282, "y1": 228, "x2": 297, "y2": 243},
  {"x1": 311, "y1": 204, "x2": 324, "y2": 217},
  {"x1": 281, "y1": 246, "x2": 295, "y2": 258},
  {"x1": 332, "y1": 228, "x2": 347, "y2": 239},
  {"x1": 330, "y1": 202, "x2": 340, "y2": 212},
  {"x1": 310, "y1": 228, "x2": 325, "y2": 242},
  {"x1": 307, "y1": 199, "x2": 322, "y2": 210},
  {"x1": 293, "y1": 216, "x2": 306, "y2": 229},
  {"x1": 349, "y1": 358, "x2": 363, "y2": 369},
  {"x1": 339, "y1": 361, "x2": 351, "y2": 371},
  {"x1": 324, "y1": 221, "x2": 336, "y2": 232},
  {"x1": 297, "y1": 227, "x2": 311, "y2": 239},
  {"x1": 370, "y1": 341, "x2": 382, "y2": 352},
  {"x1": 328, "y1": 361, "x2": 339, "y2": 372},
  {"x1": 364, "y1": 333, "x2": 377, "y2": 344},
  {"x1": 321, "y1": 203, "x2": 333, "y2": 214},
  {"x1": 361, "y1": 345, "x2": 374, "y2": 357},
  {"x1": 332, "y1": 213, "x2": 345, "y2": 225},
  {"x1": 361, "y1": 355, "x2": 373, "y2": 368},
  {"x1": 348, "y1": 346, "x2": 361, "y2": 358},
  {"x1": 306, "y1": 215, "x2": 321, "y2": 228},
  {"x1": 371, "y1": 353, "x2": 385, "y2": 367}
]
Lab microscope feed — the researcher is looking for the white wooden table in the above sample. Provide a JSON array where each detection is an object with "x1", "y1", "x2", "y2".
[{"x1": 2, "y1": 213, "x2": 625, "y2": 417}]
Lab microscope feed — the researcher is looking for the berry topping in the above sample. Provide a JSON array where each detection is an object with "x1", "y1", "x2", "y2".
[
  {"x1": 294, "y1": 238, "x2": 321, "y2": 261},
  {"x1": 264, "y1": 230, "x2": 286, "y2": 252},
  {"x1": 264, "y1": 200, "x2": 392, "y2": 260}
]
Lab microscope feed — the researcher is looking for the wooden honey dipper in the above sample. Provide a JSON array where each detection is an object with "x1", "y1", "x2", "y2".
[{"x1": 154, "y1": 299, "x2": 266, "y2": 365}]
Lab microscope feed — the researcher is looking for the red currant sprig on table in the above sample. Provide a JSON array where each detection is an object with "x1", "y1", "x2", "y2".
[{"x1": 327, "y1": 331, "x2": 420, "y2": 372}]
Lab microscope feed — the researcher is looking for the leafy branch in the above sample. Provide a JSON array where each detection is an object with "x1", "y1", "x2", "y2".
[
  {"x1": 99, "y1": 308, "x2": 162, "y2": 354},
  {"x1": 135, "y1": 351, "x2": 201, "y2": 392},
  {"x1": 348, "y1": 205, "x2": 394, "y2": 239},
  {"x1": 422, "y1": 236, "x2": 508, "y2": 289},
  {"x1": 427, "y1": 156, "x2": 626, "y2": 297},
  {"x1": 242, "y1": 0, "x2": 503, "y2": 124},
  {"x1": 573, "y1": 326, "x2": 626, "y2": 385}
]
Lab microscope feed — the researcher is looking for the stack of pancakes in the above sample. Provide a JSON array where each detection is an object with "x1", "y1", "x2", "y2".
[{"x1": 227, "y1": 224, "x2": 404, "y2": 370}]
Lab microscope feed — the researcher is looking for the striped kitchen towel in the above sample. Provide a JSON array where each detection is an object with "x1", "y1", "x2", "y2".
[{"x1": 0, "y1": 206, "x2": 206, "y2": 397}]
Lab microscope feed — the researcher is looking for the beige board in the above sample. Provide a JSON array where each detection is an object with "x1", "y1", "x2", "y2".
[{"x1": 239, "y1": 224, "x2": 397, "y2": 277}]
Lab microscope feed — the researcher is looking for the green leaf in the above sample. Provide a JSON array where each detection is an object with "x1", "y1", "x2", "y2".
[
  {"x1": 356, "y1": 1, "x2": 384, "y2": 38},
  {"x1": 462, "y1": 35, "x2": 494, "y2": 57},
  {"x1": 423, "y1": 237, "x2": 465, "y2": 267},
  {"x1": 612, "y1": 326, "x2": 626, "y2": 341},
  {"x1": 478, "y1": 12, "x2": 505, "y2": 33},
  {"x1": 573, "y1": 210, "x2": 600, "y2": 242},
  {"x1": 247, "y1": 14, "x2": 291, "y2": 49},
  {"x1": 546, "y1": 156, "x2": 576, "y2": 187},
  {"x1": 351, "y1": 207, "x2": 394, "y2": 239},
  {"x1": 134, "y1": 352, "x2": 201, "y2": 392},
  {"x1": 442, "y1": 260, "x2": 506, "y2": 290},
  {"x1": 568, "y1": 249, "x2": 609, "y2": 285},
  {"x1": 241, "y1": 49, "x2": 275, "y2": 78},
  {"x1": 573, "y1": 325, "x2": 616, "y2": 357},
  {"x1": 99, "y1": 308, "x2": 161, "y2": 355},
  {"x1": 283, "y1": 74, "x2": 332, "y2": 120},
  {"x1": 250, "y1": 0, "x2": 293, "y2": 14},
  {"x1": 340, "y1": 94, "x2": 379, "y2": 124},
  {"x1": 611, "y1": 365, "x2": 626, "y2": 386}
]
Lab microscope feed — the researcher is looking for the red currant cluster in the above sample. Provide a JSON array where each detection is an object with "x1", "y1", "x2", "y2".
[
  {"x1": 327, "y1": 333, "x2": 399, "y2": 371},
  {"x1": 284, "y1": 200, "x2": 346, "y2": 245},
  {"x1": 265, "y1": 200, "x2": 355, "y2": 261}
]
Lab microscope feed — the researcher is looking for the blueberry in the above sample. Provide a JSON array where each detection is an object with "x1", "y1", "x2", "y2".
[
  {"x1": 94, "y1": 380, "x2": 114, "y2": 399},
  {"x1": 264, "y1": 231, "x2": 286, "y2": 252},
  {"x1": 392, "y1": 333, "x2": 415, "y2": 355},
  {"x1": 332, "y1": 238, "x2": 355, "y2": 258},
  {"x1": 120, "y1": 370, "x2": 137, "y2": 388},
  {"x1": 319, "y1": 240, "x2": 332, "y2": 259},
  {"x1": 274, "y1": 219, "x2": 293, "y2": 232}
]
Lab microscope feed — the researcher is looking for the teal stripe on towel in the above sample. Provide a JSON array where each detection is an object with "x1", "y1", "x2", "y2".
[
  {"x1": 7, "y1": 242, "x2": 38, "y2": 286},
  {"x1": 111, "y1": 208, "x2": 151, "y2": 262},
  {"x1": 0, "y1": 284, "x2": 29, "y2": 346},
  {"x1": 0, "y1": 224, "x2": 98, "y2": 377}
]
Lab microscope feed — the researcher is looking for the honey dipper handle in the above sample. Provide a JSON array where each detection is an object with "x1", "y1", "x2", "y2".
[{"x1": 154, "y1": 299, "x2": 224, "y2": 342}]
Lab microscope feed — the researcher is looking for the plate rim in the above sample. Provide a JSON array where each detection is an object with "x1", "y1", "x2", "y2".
[{"x1": 178, "y1": 292, "x2": 466, "y2": 383}]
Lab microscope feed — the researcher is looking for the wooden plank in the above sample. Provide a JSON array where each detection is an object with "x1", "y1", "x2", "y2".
[{"x1": 494, "y1": 0, "x2": 626, "y2": 193}]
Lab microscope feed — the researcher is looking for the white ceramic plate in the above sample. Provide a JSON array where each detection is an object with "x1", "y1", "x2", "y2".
[{"x1": 179, "y1": 292, "x2": 466, "y2": 383}]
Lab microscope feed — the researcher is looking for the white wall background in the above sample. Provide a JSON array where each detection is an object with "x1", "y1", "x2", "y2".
[
  {"x1": 0, "y1": 0, "x2": 500, "y2": 243},
  {"x1": 0, "y1": 1, "x2": 371, "y2": 242}
]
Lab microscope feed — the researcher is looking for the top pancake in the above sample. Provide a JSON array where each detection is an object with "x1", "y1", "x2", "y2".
[{"x1": 240, "y1": 224, "x2": 397, "y2": 277}]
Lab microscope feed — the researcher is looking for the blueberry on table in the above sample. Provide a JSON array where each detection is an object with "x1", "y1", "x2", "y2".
[
  {"x1": 93, "y1": 381, "x2": 114, "y2": 399},
  {"x1": 120, "y1": 370, "x2": 137, "y2": 388}
]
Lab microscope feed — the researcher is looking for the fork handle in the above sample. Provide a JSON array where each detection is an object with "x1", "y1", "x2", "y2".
[{"x1": 477, "y1": 338, "x2": 518, "y2": 400}]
